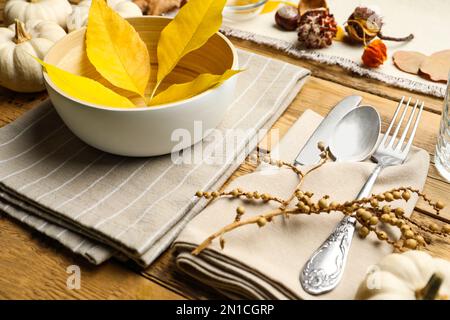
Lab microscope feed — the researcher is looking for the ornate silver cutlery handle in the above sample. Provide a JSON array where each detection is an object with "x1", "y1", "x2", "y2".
[
  {"x1": 300, "y1": 163, "x2": 384, "y2": 295},
  {"x1": 300, "y1": 216, "x2": 356, "y2": 295}
]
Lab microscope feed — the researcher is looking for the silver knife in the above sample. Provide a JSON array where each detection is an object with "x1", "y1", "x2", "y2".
[{"x1": 294, "y1": 95, "x2": 362, "y2": 166}]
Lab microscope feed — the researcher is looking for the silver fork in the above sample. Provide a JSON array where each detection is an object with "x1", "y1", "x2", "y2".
[{"x1": 300, "y1": 97, "x2": 425, "y2": 295}]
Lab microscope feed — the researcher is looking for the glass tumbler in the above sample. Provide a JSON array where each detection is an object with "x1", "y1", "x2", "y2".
[{"x1": 435, "y1": 72, "x2": 450, "y2": 182}]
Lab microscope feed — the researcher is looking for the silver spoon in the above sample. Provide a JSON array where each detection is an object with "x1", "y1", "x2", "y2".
[
  {"x1": 300, "y1": 105, "x2": 381, "y2": 295},
  {"x1": 329, "y1": 106, "x2": 381, "y2": 162}
]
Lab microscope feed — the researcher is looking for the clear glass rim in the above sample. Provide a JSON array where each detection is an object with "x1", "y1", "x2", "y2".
[{"x1": 225, "y1": 0, "x2": 268, "y2": 11}]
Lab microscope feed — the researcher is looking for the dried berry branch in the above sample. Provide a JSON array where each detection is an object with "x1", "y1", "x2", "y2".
[
  {"x1": 192, "y1": 143, "x2": 448, "y2": 256},
  {"x1": 192, "y1": 207, "x2": 298, "y2": 255}
]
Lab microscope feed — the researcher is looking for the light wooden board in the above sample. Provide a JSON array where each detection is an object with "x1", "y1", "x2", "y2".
[{"x1": 0, "y1": 0, "x2": 448, "y2": 299}]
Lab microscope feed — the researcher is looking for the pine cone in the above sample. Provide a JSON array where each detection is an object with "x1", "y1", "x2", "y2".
[{"x1": 297, "y1": 8, "x2": 337, "y2": 49}]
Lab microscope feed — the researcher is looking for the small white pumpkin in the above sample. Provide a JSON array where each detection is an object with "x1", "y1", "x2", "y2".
[
  {"x1": 0, "y1": 20, "x2": 67, "y2": 92},
  {"x1": 67, "y1": 0, "x2": 142, "y2": 32},
  {"x1": 356, "y1": 250, "x2": 450, "y2": 300},
  {"x1": 4, "y1": 0, "x2": 72, "y2": 29}
]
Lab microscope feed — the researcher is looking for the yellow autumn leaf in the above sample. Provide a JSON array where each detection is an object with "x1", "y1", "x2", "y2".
[
  {"x1": 154, "y1": 0, "x2": 227, "y2": 97},
  {"x1": 261, "y1": 1, "x2": 297, "y2": 14},
  {"x1": 86, "y1": 0, "x2": 150, "y2": 98},
  {"x1": 148, "y1": 70, "x2": 241, "y2": 106},
  {"x1": 35, "y1": 58, "x2": 135, "y2": 108}
]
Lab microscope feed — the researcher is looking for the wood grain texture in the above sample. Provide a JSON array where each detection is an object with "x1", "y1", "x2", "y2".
[
  {"x1": 0, "y1": 88, "x2": 47, "y2": 126},
  {"x1": 0, "y1": 216, "x2": 184, "y2": 300},
  {"x1": 1, "y1": 73, "x2": 449, "y2": 300},
  {"x1": 0, "y1": 0, "x2": 449, "y2": 299}
]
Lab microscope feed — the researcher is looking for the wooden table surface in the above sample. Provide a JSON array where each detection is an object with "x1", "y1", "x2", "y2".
[{"x1": 1, "y1": 1, "x2": 449, "y2": 300}]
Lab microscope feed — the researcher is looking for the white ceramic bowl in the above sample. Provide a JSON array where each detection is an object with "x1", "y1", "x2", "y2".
[{"x1": 44, "y1": 16, "x2": 239, "y2": 157}]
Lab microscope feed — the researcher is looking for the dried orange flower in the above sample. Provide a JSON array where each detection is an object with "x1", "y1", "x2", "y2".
[{"x1": 362, "y1": 39, "x2": 387, "y2": 68}]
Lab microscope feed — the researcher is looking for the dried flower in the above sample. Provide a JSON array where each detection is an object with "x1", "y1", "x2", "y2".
[
  {"x1": 345, "y1": 6, "x2": 383, "y2": 44},
  {"x1": 345, "y1": 5, "x2": 413, "y2": 45},
  {"x1": 362, "y1": 39, "x2": 387, "y2": 68}
]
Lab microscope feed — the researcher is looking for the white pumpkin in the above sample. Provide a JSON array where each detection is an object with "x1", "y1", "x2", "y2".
[
  {"x1": 0, "y1": 20, "x2": 67, "y2": 92},
  {"x1": 4, "y1": 0, "x2": 72, "y2": 29},
  {"x1": 67, "y1": 0, "x2": 142, "y2": 32},
  {"x1": 356, "y1": 251, "x2": 450, "y2": 300}
]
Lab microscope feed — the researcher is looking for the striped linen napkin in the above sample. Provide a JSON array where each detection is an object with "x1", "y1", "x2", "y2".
[
  {"x1": 173, "y1": 110, "x2": 430, "y2": 299},
  {"x1": 0, "y1": 49, "x2": 310, "y2": 266}
]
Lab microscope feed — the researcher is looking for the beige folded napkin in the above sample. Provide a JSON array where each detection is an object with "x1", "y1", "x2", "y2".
[
  {"x1": 173, "y1": 109, "x2": 430, "y2": 299},
  {"x1": 0, "y1": 49, "x2": 310, "y2": 266}
]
